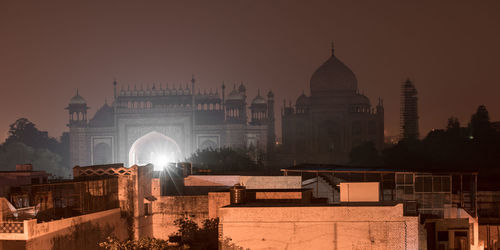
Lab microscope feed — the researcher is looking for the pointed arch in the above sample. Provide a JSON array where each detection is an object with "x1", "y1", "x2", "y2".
[{"x1": 128, "y1": 131, "x2": 183, "y2": 169}]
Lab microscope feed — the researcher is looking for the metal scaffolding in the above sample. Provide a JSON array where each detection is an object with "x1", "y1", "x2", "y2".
[{"x1": 401, "y1": 78, "x2": 419, "y2": 140}]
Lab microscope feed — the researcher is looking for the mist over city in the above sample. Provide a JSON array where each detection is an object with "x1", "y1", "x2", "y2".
[{"x1": 0, "y1": 1, "x2": 499, "y2": 249}]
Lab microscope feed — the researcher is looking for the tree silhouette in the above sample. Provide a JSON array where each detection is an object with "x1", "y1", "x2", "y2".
[
  {"x1": 349, "y1": 141, "x2": 382, "y2": 166},
  {"x1": 187, "y1": 147, "x2": 258, "y2": 173},
  {"x1": 0, "y1": 118, "x2": 70, "y2": 177}
]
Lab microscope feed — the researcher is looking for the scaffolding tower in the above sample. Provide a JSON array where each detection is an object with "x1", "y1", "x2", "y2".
[{"x1": 400, "y1": 78, "x2": 419, "y2": 140}]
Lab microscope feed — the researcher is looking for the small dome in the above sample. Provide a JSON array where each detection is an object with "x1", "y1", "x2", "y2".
[
  {"x1": 252, "y1": 92, "x2": 267, "y2": 105},
  {"x1": 227, "y1": 89, "x2": 244, "y2": 101},
  {"x1": 310, "y1": 50, "x2": 358, "y2": 94},
  {"x1": 89, "y1": 102, "x2": 114, "y2": 127},
  {"x1": 238, "y1": 83, "x2": 246, "y2": 93},
  {"x1": 351, "y1": 93, "x2": 370, "y2": 105},
  {"x1": 296, "y1": 93, "x2": 310, "y2": 106},
  {"x1": 69, "y1": 90, "x2": 86, "y2": 105},
  {"x1": 267, "y1": 90, "x2": 274, "y2": 98}
]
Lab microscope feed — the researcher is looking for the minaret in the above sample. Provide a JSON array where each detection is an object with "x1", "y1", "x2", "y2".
[
  {"x1": 66, "y1": 89, "x2": 90, "y2": 167},
  {"x1": 400, "y1": 78, "x2": 419, "y2": 140},
  {"x1": 376, "y1": 98, "x2": 385, "y2": 150},
  {"x1": 221, "y1": 82, "x2": 226, "y2": 120},
  {"x1": 191, "y1": 75, "x2": 196, "y2": 153},
  {"x1": 66, "y1": 89, "x2": 89, "y2": 127},
  {"x1": 267, "y1": 90, "x2": 275, "y2": 155},
  {"x1": 113, "y1": 79, "x2": 117, "y2": 100},
  {"x1": 238, "y1": 83, "x2": 247, "y2": 123}
]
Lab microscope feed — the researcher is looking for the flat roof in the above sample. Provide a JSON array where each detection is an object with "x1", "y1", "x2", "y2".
[
  {"x1": 281, "y1": 164, "x2": 478, "y2": 174},
  {"x1": 0, "y1": 170, "x2": 48, "y2": 175},
  {"x1": 223, "y1": 201, "x2": 402, "y2": 208}
]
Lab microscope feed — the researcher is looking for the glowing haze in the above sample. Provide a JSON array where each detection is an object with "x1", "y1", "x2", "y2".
[{"x1": 1, "y1": 0, "x2": 499, "y2": 142}]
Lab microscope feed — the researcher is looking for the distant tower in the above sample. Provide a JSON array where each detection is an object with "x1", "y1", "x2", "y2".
[
  {"x1": 250, "y1": 89, "x2": 268, "y2": 125},
  {"x1": 400, "y1": 78, "x2": 419, "y2": 140},
  {"x1": 267, "y1": 90, "x2": 275, "y2": 155},
  {"x1": 66, "y1": 89, "x2": 89, "y2": 127},
  {"x1": 66, "y1": 89, "x2": 90, "y2": 167},
  {"x1": 113, "y1": 79, "x2": 117, "y2": 100},
  {"x1": 225, "y1": 84, "x2": 247, "y2": 124}
]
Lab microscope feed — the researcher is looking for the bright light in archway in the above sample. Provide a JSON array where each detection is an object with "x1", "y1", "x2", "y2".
[
  {"x1": 128, "y1": 131, "x2": 183, "y2": 170},
  {"x1": 151, "y1": 152, "x2": 177, "y2": 171}
]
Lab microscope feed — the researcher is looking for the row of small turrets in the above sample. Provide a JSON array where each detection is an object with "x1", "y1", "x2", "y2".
[
  {"x1": 66, "y1": 80, "x2": 275, "y2": 127},
  {"x1": 222, "y1": 82, "x2": 274, "y2": 125}
]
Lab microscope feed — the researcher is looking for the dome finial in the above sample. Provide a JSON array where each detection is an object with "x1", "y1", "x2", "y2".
[{"x1": 331, "y1": 41, "x2": 335, "y2": 56}]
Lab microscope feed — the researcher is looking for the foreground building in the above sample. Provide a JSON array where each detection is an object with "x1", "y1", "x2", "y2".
[
  {"x1": 282, "y1": 165, "x2": 482, "y2": 249},
  {"x1": 4, "y1": 162, "x2": 500, "y2": 249}
]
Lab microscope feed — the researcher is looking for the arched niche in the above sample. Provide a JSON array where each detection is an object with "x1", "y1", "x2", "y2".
[
  {"x1": 93, "y1": 142, "x2": 112, "y2": 165},
  {"x1": 128, "y1": 131, "x2": 183, "y2": 170}
]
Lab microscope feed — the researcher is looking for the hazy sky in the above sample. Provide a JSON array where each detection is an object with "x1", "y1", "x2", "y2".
[{"x1": 1, "y1": 0, "x2": 499, "y2": 141}]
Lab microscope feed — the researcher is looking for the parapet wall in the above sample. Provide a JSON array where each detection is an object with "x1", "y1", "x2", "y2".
[
  {"x1": 0, "y1": 208, "x2": 127, "y2": 250},
  {"x1": 184, "y1": 175, "x2": 302, "y2": 189},
  {"x1": 151, "y1": 196, "x2": 209, "y2": 240},
  {"x1": 220, "y1": 204, "x2": 419, "y2": 250}
]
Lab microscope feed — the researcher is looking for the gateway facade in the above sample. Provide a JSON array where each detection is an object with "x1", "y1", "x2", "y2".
[{"x1": 66, "y1": 78, "x2": 275, "y2": 168}]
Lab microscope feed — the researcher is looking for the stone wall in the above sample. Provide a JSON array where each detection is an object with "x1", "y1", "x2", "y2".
[
  {"x1": 184, "y1": 175, "x2": 302, "y2": 189},
  {"x1": 23, "y1": 208, "x2": 126, "y2": 250},
  {"x1": 219, "y1": 204, "x2": 419, "y2": 250},
  {"x1": 208, "y1": 192, "x2": 230, "y2": 218},
  {"x1": 151, "y1": 196, "x2": 208, "y2": 240},
  {"x1": 479, "y1": 224, "x2": 500, "y2": 249}
]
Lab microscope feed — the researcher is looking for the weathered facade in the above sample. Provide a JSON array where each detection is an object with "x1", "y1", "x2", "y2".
[
  {"x1": 281, "y1": 46, "x2": 384, "y2": 164},
  {"x1": 67, "y1": 79, "x2": 275, "y2": 168}
]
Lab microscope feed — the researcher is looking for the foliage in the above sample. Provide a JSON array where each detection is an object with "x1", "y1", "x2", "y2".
[
  {"x1": 98, "y1": 218, "x2": 219, "y2": 250},
  {"x1": 380, "y1": 105, "x2": 500, "y2": 172},
  {"x1": 99, "y1": 236, "x2": 176, "y2": 250},
  {"x1": 169, "y1": 217, "x2": 219, "y2": 249},
  {"x1": 220, "y1": 237, "x2": 250, "y2": 250},
  {"x1": 5, "y1": 118, "x2": 59, "y2": 151},
  {"x1": 187, "y1": 147, "x2": 259, "y2": 173},
  {"x1": 470, "y1": 105, "x2": 494, "y2": 141},
  {"x1": 0, "y1": 142, "x2": 70, "y2": 177},
  {"x1": 349, "y1": 141, "x2": 382, "y2": 166},
  {"x1": 52, "y1": 221, "x2": 114, "y2": 250},
  {"x1": 0, "y1": 118, "x2": 70, "y2": 177}
]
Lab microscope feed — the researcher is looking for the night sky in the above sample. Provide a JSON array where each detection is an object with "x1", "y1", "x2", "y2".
[{"x1": 1, "y1": 0, "x2": 499, "y2": 141}]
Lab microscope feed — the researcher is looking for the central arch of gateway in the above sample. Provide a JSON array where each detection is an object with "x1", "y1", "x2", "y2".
[{"x1": 128, "y1": 131, "x2": 183, "y2": 169}]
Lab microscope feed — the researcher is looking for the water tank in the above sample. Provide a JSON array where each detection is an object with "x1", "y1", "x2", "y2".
[{"x1": 229, "y1": 184, "x2": 246, "y2": 205}]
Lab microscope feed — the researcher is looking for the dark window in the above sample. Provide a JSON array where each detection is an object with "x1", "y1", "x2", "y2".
[
  {"x1": 433, "y1": 177, "x2": 442, "y2": 192},
  {"x1": 405, "y1": 174, "x2": 413, "y2": 184},
  {"x1": 352, "y1": 121, "x2": 363, "y2": 135},
  {"x1": 442, "y1": 177, "x2": 451, "y2": 192},
  {"x1": 404, "y1": 186, "x2": 413, "y2": 195},
  {"x1": 31, "y1": 178, "x2": 40, "y2": 184},
  {"x1": 437, "y1": 231, "x2": 449, "y2": 241},
  {"x1": 396, "y1": 174, "x2": 405, "y2": 185},
  {"x1": 415, "y1": 177, "x2": 424, "y2": 192},
  {"x1": 368, "y1": 121, "x2": 376, "y2": 135},
  {"x1": 144, "y1": 203, "x2": 150, "y2": 215},
  {"x1": 424, "y1": 177, "x2": 433, "y2": 192}
]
